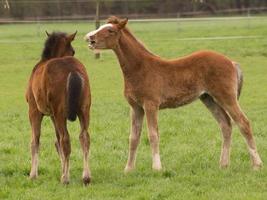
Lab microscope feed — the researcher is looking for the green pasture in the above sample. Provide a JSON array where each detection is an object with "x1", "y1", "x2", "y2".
[{"x1": 0, "y1": 17, "x2": 267, "y2": 199}]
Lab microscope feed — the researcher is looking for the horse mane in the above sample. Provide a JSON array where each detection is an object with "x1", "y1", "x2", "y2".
[
  {"x1": 107, "y1": 16, "x2": 121, "y2": 24},
  {"x1": 30, "y1": 32, "x2": 67, "y2": 73},
  {"x1": 41, "y1": 32, "x2": 67, "y2": 60},
  {"x1": 107, "y1": 16, "x2": 157, "y2": 57}
]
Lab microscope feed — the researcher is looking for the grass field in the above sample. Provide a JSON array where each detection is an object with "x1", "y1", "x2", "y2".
[{"x1": 1, "y1": 17, "x2": 267, "y2": 199}]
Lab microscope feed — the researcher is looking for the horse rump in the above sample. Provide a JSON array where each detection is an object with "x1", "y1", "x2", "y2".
[{"x1": 67, "y1": 72, "x2": 82, "y2": 121}]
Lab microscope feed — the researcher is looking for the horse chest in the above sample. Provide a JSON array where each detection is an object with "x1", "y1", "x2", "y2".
[{"x1": 124, "y1": 88, "x2": 144, "y2": 106}]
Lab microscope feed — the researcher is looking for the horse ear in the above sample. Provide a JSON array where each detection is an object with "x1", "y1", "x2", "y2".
[
  {"x1": 68, "y1": 31, "x2": 77, "y2": 41},
  {"x1": 118, "y1": 18, "x2": 128, "y2": 30},
  {"x1": 45, "y1": 31, "x2": 50, "y2": 37}
]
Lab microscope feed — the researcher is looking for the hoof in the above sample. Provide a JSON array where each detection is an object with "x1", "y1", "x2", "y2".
[
  {"x1": 253, "y1": 163, "x2": 263, "y2": 171},
  {"x1": 152, "y1": 165, "x2": 162, "y2": 171},
  {"x1": 61, "y1": 180, "x2": 69, "y2": 185},
  {"x1": 252, "y1": 157, "x2": 263, "y2": 171},
  {"x1": 29, "y1": 174, "x2": 37, "y2": 180},
  {"x1": 61, "y1": 176, "x2": 69, "y2": 185},
  {"x1": 83, "y1": 176, "x2": 91, "y2": 185},
  {"x1": 220, "y1": 163, "x2": 229, "y2": 169},
  {"x1": 124, "y1": 166, "x2": 134, "y2": 174},
  {"x1": 29, "y1": 172, "x2": 38, "y2": 180}
]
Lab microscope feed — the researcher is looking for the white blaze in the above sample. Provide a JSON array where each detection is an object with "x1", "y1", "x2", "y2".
[{"x1": 85, "y1": 23, "x2": 113, "y2": 39}]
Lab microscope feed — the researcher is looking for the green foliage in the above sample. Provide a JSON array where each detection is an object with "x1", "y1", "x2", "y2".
[{"x1": 0, "y1": 18, "x2": 267, "y2": 199}]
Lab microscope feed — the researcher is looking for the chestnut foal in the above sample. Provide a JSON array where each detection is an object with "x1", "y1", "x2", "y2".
[
  {"x1": 85, "y1": 16, "x2": 262, "y2": 172},
  {"x1": 26, "y1": 32, "x2": 91, "y2": 184}
]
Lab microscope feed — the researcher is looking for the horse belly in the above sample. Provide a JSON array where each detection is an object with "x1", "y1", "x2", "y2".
[{"x1": 159, "y1": 91, "x2": 201, "y2": 109}]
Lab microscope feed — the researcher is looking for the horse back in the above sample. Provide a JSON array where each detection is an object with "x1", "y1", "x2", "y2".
[
  {"x1": 124, "y1": 50, "x2": 238, "y2": 109},
  {"x1": 28, "y1": 56, "x2": 90, "y2": 116}
]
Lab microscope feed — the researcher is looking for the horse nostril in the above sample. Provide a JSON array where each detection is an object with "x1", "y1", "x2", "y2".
[{"x1": 91, "y1": 40, "x2": 96, "y2": 44}]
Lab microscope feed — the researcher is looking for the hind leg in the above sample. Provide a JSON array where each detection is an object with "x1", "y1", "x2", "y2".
[
  {"x1": 51, "y1": 116, "x2": 63, "y2": 170},
  {"x1": 224, "y1": 102, "x2": 262, "y2": 169},
  {"x1": 200, "y1": 94, "x2": 232, "y2": 168},
  {"x1": 78, "y1": 108, "x2": 91, "y2": 185},
  {"x1": 29, "y1": 105, "x2": 43, "y2": 179},
  {"x1": 53, "y1": 114, "x2": 71, "y2": 184}
]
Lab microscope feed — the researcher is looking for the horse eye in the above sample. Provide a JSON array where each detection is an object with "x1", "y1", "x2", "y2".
[{"x1": 108, "y1": 29, "x2": 115, "y2": 33}]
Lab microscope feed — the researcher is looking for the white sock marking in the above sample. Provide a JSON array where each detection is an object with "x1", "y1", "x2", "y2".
[{"x1": 153, "y1": 153, "x2": 162, "y2": 169}]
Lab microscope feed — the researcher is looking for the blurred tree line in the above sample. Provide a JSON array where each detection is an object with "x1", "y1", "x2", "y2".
[{"x1": 1, "y1": 0, "x2": 267, "y2": 20}]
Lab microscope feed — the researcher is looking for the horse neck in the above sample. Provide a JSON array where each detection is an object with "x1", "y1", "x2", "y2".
[
  {"x1": 41, "y1": 50, "x2": 59, "y2": 62},
  {"x1": 113, "y1": 29, "x2": 157, "y2": 75},
  {"x1": 35, "y1": 49, "x2": 60, "y2": 72}
]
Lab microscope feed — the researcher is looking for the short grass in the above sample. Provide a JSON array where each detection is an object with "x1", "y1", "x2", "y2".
[{"x1": 1, "y1": 17, "x2": 267, "y2": 200}]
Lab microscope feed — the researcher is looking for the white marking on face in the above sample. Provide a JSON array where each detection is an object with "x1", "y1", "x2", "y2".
[{"x1": 85, "y1": 23, "x2": 113, "y2": 40}]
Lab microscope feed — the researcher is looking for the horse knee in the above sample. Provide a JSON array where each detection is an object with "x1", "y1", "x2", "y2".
[
  {"x1": 55, "y1": 140, "x2": 61, "y2": 154},
  {"x1": 220, "y1": 121, "x2": 232, "y2": 137},
  {"x1": 238, "y1": 116, "x2": 253, "y2": 137},
  {"x1": 228, "y1": 106, "x2": 252, "y2": 136},
  {"x1": 128, "y1": 134, "x2": 140, "y2": 151},
  {"x1": 79, "y1": 130, "x2": 90, "y2": 147},
  {"x1": 130, "y1": 131, "x2": 140, "y2": 142},
  {"x1": 31, "y1": 138, "x2": 40, "y2": 151},
  {"x1": 148, "y1": 132, "x2": 159, "y2": 145},
  {"x1": 234, "y1": 117, "x2": 255, "y2": 148},
  {"x1": 31, "y1": 138, "x2": 39, "y2": 146},
  {"x1": 240, "y1": 116, "x2": 250, "y2": 128},
  {"x1": 61, "y1": 135, "x2": 71, "y2": 157}
]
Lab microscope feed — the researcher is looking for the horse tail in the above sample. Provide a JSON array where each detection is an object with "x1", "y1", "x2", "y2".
[
  {"x1": 67, "y1": 72, "x2": 83, "y2": 121},
  {"x1": 233, "y1": 61, "x2": 243, "y2": 99}
]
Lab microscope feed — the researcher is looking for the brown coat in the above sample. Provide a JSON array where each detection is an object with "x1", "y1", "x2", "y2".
[
  {"x1": 85, "y1": 16, "x2": 262, "y2": 171},
  {"x1": 27, "y1": 32, "x2": 91, "y2": 185}
]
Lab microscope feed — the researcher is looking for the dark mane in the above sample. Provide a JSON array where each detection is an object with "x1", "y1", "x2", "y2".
[{"x1": 41, "y1": 32, "x2": 67, "y2": 60}]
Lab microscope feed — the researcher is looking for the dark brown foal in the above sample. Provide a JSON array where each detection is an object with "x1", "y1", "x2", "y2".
[{"x1": 26, "y1": 31, "x2": 91, "y2": 184}]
